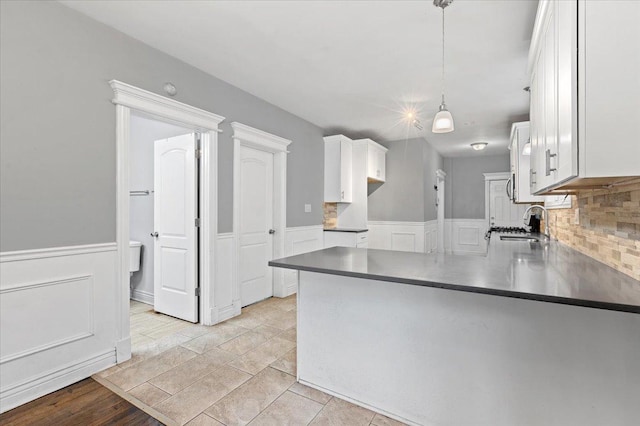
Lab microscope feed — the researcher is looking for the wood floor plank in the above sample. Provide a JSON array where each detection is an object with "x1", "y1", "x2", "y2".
[{"x1": 0, "y1": 378, "x2": 163, "y2": 426}]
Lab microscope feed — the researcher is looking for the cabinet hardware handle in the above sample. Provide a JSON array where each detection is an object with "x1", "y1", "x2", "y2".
[
  {"x1": 545, "y1": 149, "x2": 557, "y2": 176},
  {"x1": 151, "y1": 232, "x2": 159, "y2": 238},
  {"x1": 341, "y1": 190, "x2": 344, "y2": 200},
  {"x1": 506, "y1": 178, "x2": 512, "y2": 200}
]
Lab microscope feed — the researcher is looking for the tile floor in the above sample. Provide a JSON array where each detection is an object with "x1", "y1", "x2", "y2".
[{"x1": 94, "y1": 297, "x2": 405, "y2": 426}]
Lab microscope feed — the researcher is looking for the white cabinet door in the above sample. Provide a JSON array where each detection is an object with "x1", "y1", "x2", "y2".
[
  {"x1": 153, "y1": 133, "x2": 198, "y2": 323},
  {"x1": 542, "y1": 5, "x2": 557, "y2": 189},
  {"x1": 340, "y1": 139, "x2": 353, "y2": 202},
  {"x1": 365, "y1": 140, "x2": 387, "y2": 183},
  {"x1": 555, "y1": 0, "x2": 578, "y2": 183},
  {"x1": 239, "y1": 145, "x2": 274, "y2": 307},
  {"x1": 324, "y1": 136, "x2": 353, "y2": 203}
]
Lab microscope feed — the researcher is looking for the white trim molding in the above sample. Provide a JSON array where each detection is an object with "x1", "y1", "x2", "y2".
[
  {"x1": 232, "y1": 122, "x2": 292, "y2": 304},
  {"x1": 110, "y1": 80, "x2": 224, "y2": 132},
  {"x1": 282, "y1": 225, "x2": 324, "y2": 296},
  {"x1": 230, "y1": 122, "x2": 292, "y2": 153},
  {"x1": 111, "y1": 80, "x2": 226, "y2": 356},
  {"x1": 367, "y1": 221, "x2": 438, "y2": 253}
]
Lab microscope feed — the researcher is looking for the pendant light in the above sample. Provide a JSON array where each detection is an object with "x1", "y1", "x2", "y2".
[{"x1": 432, "y1": 0, "x2": 455, "y2": 133}]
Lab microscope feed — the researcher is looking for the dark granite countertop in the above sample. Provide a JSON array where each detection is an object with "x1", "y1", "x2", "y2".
[
  {"x1": 323, "y1": 228, "x2": 369, "y2": 233},
  {"x1": 269, "y1": 234, "x2": 640, "y2": 314}
]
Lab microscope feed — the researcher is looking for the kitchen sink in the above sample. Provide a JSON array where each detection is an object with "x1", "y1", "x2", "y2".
[{"x1": 500, "y1": 235, "x2": 540, "y2": 242}]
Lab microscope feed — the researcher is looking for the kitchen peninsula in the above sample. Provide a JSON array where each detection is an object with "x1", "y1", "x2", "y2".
[{"x1": 270, "y1": 235, "x2": 640, "y2": 426}]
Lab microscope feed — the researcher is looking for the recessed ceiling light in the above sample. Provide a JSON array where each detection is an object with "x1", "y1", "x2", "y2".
[{"x1": 470, "y1": 142, "x2": 488, "y2": 151}]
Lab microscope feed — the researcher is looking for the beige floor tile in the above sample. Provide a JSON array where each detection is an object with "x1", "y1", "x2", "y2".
[
  {"x1": 247, "y1": 391, "x2": 323, "y2": 426},
  {"x1": 228, "y1": 337, "x2": 296, "y2": 375},
  {"x1": 130, "y1": 301, "x2": 154, "y2": 314},
  {"x1": 279, "y1": 327, "x2": 297, "y2": 342},
  {"x1": 371, "y1": 413, "x2": 408, "y2": 426},
  {"x1": 288, "y1": 382, "x2": 332, "y2": 405},
  {"x1": 270, "y1": 348, "x2": 296, "y2": 376},
  {"x1": 253, "y1": 325, "x2": 284, "y2": 340},
  {"x1": 180, "y1": 324, "x2": 217, "y2": 339},
  {"x1": 154, "y1": 365, "x2": 252, "y2": 425},
  {"x1": 206, "y1": 367, "x2": 296, "y2": 426},
  {"x1": 181, "y1": 323, "x2": 249, "y2": 354},
  {"x1": 219, "y1": 331, "x2": 268, "y2": 355},
  {"x1": 122, "y1": 333, "x2": 194, "y2": 370},
  {"x1": 131, "y1": 333, "x2": 155, "y2": 347},
  {"x1": 93, "y1": 364, "x2": 122, "y2": 378},
  {"x1": 186, "y1": 414, "x2": 225, "y2": 426},
  {"x1": 106, "y1": 346, "x2": 198, "y2": 391},
  {"x1": 128, "y1": 382, "x2": 171, "y2": 406},
  {"x1": 309, "y1": 397, "x2": 375, "y2": 426},
  {"x1": 143, "y1": 321, "x2": 192, "y2": 339},
  {"x1": 224, "y1": 312, "x2": 266, "y2": 329},
  {"x1": 263, "y1": 310, "x2": 297, "y2": 330},
  {"x1": 149, "y1": 348, "x2": 237, "y2": 394}
]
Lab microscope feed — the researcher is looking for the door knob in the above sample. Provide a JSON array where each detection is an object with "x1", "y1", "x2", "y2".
[
  {"x1": 268, "y1": 229, "x2": 276, "y2": 234},
  {"x1": 150, "y1": 232, "x2": 159, "y2": 238}
]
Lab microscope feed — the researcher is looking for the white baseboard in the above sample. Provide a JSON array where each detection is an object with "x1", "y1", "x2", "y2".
[
  {"x1": 130, "y1": 289, "x2": 154, "y2": 305},
  {"x1": 0, "y1": 349, "x2": 115, "y2": 413},
  {"x1": 116, "y1": 337, "x2": 131, "y2": 363}
]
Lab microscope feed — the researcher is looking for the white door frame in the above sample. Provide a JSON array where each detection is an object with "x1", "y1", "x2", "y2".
[
  {"x1": 232, "y1": 122, "x2": 291, "y2": 306},
  {"x1": 111, "y1": 80, "x2": 225, "y2": 362},
  {"x1": 483, "y1": 172, "x2": 511, "y2": 228},
  {"x1": 436, "y1": 169, "x2": 446, "y2": 253}
]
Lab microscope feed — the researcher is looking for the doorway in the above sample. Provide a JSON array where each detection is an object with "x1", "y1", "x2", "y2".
[
  {"x1": 111, "y1": 80, "x2": 224, "y2": 362},
  {"x1": 129, "y1": 114, "x2": 199, "y2": 323},
  {"x1": 485, "y1": 172, "x2": 530, "y2": 228},
  {"x1": 231, "y1": 122, "x2": 291, "y2": 308},
  {"x1": 238, "y1": 145, "x2": 274, "y2": 306}
]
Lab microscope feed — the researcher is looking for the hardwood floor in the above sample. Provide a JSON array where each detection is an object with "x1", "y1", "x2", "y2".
[{"x1": 0, "y1": 378, "x2": 164, "y2": 426}]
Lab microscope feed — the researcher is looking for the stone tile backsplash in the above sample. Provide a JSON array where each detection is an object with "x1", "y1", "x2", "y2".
[
  {"x1": 323, "y1": 203, "x2": 337, "y2": 229},
  {"x1": 547, "y1": 182, "x2": 640, "y2": 281}
]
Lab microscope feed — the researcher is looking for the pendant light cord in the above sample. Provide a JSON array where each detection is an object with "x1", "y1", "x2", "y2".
[{"x1": 441, "y1": 6, "x2": 445, "y2": 106}]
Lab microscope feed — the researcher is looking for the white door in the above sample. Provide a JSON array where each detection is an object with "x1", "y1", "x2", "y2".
[
  {"x1": 239, "y1": 146, "x2": 274, "y2": 307},
  {"x1": 489, "y1": 180, "x2": 529, "y2": 228},
  {"x1": 153, "y1": 133, "x2": 198, "y2": 323}
]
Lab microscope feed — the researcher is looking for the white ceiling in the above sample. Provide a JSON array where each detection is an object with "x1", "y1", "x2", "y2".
[{"x1": 60, "y1": 0, "x2": 538, "y2": 157}]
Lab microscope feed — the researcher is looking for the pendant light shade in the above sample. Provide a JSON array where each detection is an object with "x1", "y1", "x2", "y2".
[
  {"x1": 432, "y1": 104, "x2": 455, "y2": 133},
  {"x1": 432, "y1": 0, "x2": 455, "y2": 134}
]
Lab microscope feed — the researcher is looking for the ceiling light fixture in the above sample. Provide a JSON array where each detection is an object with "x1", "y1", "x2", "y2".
[
  {"x1": 471, "y1": 142, "x2": 488, "y2": 151},
  {"x1": 432, "y1": 0, "x2": 455, "y2": 134},
  {"x1": 522, "y1": 140, "x2": 532, "y2": 156}
]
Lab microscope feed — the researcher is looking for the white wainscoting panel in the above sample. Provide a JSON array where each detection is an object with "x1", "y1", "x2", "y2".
[
  {"x1": 213, "y1": 233, "x2": 239, "y2": 324},
  {"x1": 445, "y1": 219, "x2": 488, "y2": 256},
  {"x1": 0, "y1": 244, "x2": 118, "y2": 413},
  {"x1": 424, "y1": 220, "x2": 438, "y2": 253},
  {"x1": 368, "y1": 221, "x2": 431, "y2": 253},
  {"x1": 282, "y1": 225, "x2": 324, "y2": 296}
]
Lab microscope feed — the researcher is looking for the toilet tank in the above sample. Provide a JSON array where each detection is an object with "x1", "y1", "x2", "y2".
[{"x1": 129, "y1": 241, "x2": 142, "y2": 273}]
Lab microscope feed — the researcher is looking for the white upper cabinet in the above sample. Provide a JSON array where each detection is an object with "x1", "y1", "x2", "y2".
[
  {"x1": 324, "y1": 135, "x2": 353, "y2": 203},
  {"x1": 509, "y1": 122, "x2": 545, "y2": 203},
  {"x1": 362, "y1": 139, "x2": 388, "y2": 183},
  {"x1": 528, "y1": 0, "x2": 640, "y2": 194}
]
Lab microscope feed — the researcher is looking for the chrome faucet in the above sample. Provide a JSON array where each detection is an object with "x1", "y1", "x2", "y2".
[{"x1": 523, "y1": 205, "x2": 551, "y2": 239}]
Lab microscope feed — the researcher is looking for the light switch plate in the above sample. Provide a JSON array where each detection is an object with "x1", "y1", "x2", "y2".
[{"x1": 304, "y1": 204, "x2": 312, "y2": 213}]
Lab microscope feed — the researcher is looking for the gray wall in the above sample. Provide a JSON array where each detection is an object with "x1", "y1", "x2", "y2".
[
  {"x1": 0, "y1": 1, "x2": 324, "y2": 251},
  {"x1": 129, "y1": 114, "x2": 192, "y2": 298},
  {"x1": 368, "y1": 138, "x2": 443, "y2": 222},
  {"x1": 443, "y1": 154, "x2": 510, "y2": 219}
]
